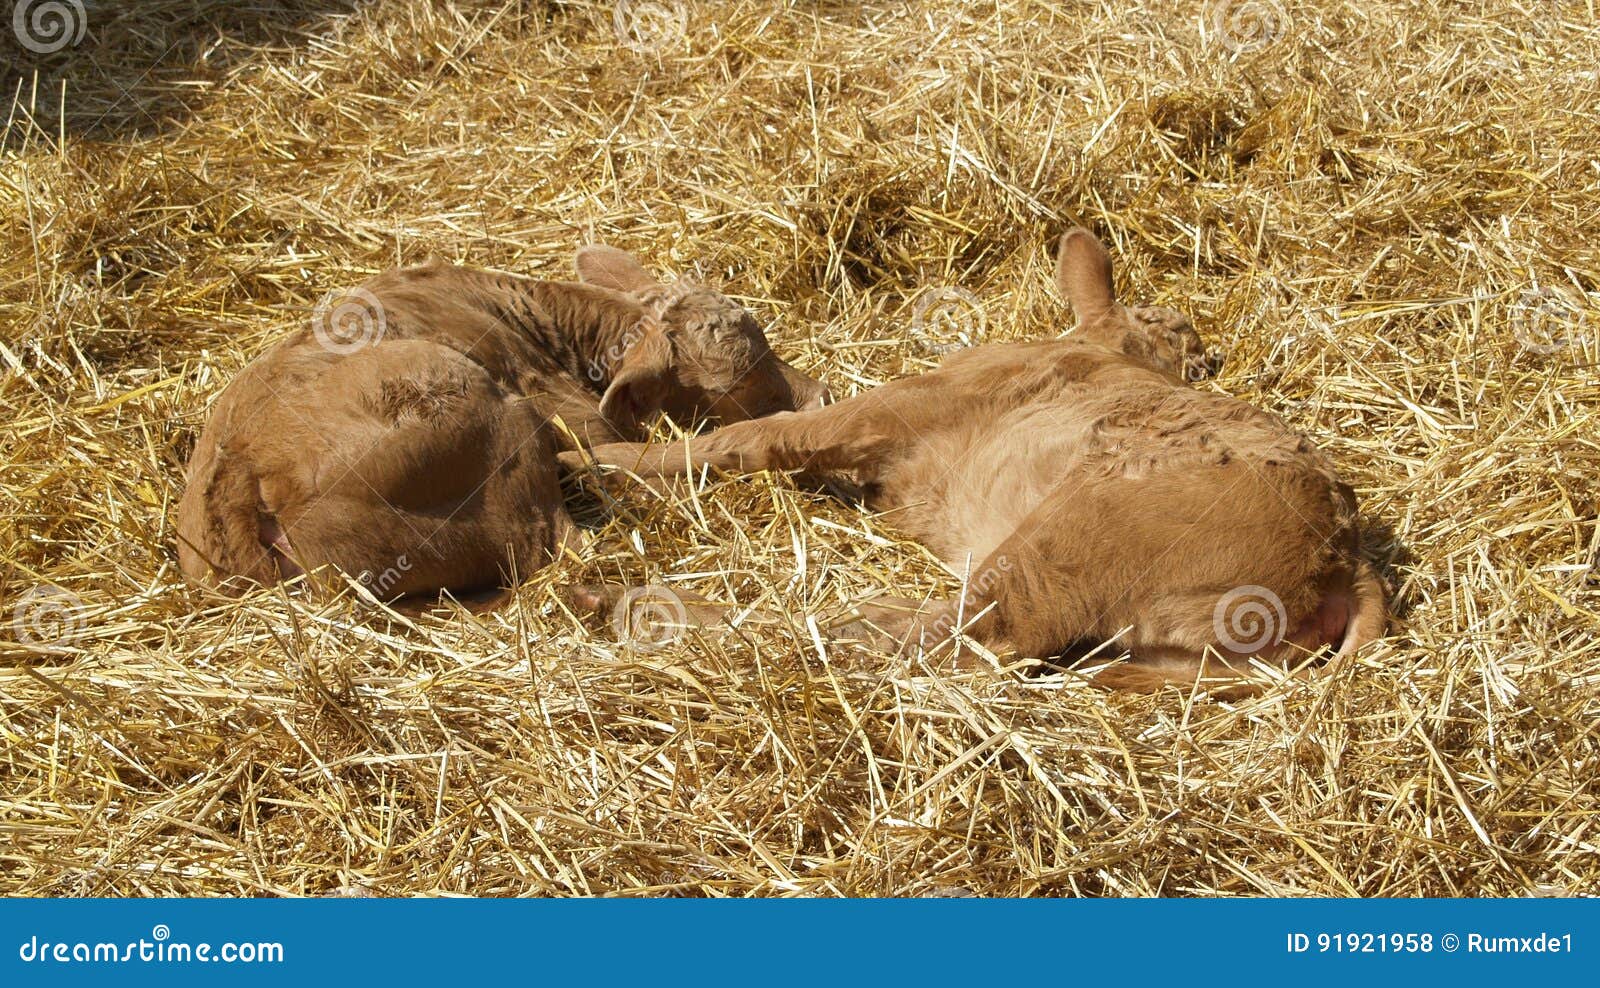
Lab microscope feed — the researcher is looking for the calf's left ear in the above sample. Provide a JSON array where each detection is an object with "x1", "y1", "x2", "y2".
[
  {"x1": 575, "y1": 245, "x2": 658, "y2": 294},
  {"x1": 599, "y1": 328, "x2": 674, "y2": 436},
  {"x1": 1056, "y1": 228, "x2": 1118, "y2": 322}
]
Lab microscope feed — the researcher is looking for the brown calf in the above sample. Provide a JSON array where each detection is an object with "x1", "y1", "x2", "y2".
[
  {"x1": 177, "y1": 246, "x2": 827, "y2": 596},
  {"x1": 565, "y1": 230, "x2": 1386, "y2": 690}
]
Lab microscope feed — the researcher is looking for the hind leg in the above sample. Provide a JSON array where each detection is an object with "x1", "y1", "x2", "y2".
[
  {"x1": 826, "y1": 546, "x2": 1277, "y2": 690},
  {"x1": 822, "y1": 544, "x2": 1031, "y2": 667},
  {"x1": 273, "y1": 344, "x2": 571, "y2": 596},
  {"x1": 935, "y1": 481, "x2": 1350, "y2": 692},
  {"x1": 284, "y1": 435, "x2": 567, "y2": 598},
  {"x1": 812, "y1": 483, "x2": 1254, "y2": 687},
  {"x1": 828, "y1": 595, "x2": 961, "y2": 648}
]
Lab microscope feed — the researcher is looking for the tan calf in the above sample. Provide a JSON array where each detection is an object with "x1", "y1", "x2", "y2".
[
  {"x1": 177, "y1": 246, "x2": 827, "y2": 596},
  {"x1": 566, "y1": 230, "x2": 1386, "y2": 690}
]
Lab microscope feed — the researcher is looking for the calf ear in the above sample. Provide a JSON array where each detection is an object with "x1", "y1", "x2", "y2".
[
  {"x1": 599, "y1": 329, "x2": 673, "y2": 435},
  {"x1": 1055, "y1": 228, "x2": 1118, "y2": 321},
  {"x1": 575, "y1": 245, "x2": 658, "y2": 294}
]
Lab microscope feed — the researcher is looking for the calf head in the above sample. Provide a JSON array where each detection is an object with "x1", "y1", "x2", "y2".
[
  {"x1": 575, "y1": 245, "x2": 829, "y2": 434},
  {"x1": 1056, "y1": 228, "x2": 1219, "y2": 382}
]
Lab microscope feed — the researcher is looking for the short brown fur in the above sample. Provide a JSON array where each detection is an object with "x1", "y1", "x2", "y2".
[
  {"x1": 568, "y1": 230, "x2": 1387, "y2": 690},
  {"x1": 177, "y1": 247, "x2": 827, "y2": 596}
]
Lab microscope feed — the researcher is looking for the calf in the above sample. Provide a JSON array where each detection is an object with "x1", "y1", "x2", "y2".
[
  {"x1": 565, "y1": 230, "x2": 1386, "y2": 690},
  {"x1": 177, "y1": 246, "x2": 827, "y2": 596}
]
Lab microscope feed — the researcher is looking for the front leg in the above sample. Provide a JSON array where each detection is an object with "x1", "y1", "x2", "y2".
[
  {"x1": 559, "y1": 398, "x2": 904, "y2": 481},
  {"x1": 557, "y1": 436, "x2": 699, "y2": 479}
]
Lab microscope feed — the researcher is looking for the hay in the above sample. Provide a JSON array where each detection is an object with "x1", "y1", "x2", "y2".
[{"x1": 2, "y1": 0, "x2": 1597, "y2": 896}]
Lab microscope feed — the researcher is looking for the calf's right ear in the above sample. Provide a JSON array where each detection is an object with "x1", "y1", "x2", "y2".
[
  {"x1": 575, "y1": 245, "x2": 659, "y2": 294},
  {"x1": 1056, "y1": 228, "x2": 1118, "y2": 322},
  {"x1": 599, "y1": 328, "x2": 674, "y2": 436}
]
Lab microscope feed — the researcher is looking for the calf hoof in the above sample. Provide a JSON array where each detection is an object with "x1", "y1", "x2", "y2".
[{"x1": 560, "y1": 583, "x2": 614, "y2": 616}]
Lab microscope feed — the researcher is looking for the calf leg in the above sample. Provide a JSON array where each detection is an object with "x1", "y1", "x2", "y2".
[
  {"x1": 566, "y1": 410, "x2": 886, "y2": 480},
  {"x1": 562, "y1": 373, "x2": 977, "y2": 481},
  {"x1": 274, "y1": 346, "x2": 572, "y2": 597},
  {"x1": 824, "y1": 546, "x2": 1023, "y2": 666}
]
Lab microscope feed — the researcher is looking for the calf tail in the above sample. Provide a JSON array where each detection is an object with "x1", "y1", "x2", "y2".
[{"x1": 1338, "y1": 558, "x2": 1388, "y2": 656}]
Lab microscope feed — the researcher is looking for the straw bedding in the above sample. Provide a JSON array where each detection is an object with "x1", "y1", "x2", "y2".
[{"x1": 2, "y1": 0, "x2": 1597, "y2": 896}]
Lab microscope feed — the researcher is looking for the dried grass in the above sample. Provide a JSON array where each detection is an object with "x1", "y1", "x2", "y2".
[{"x1": 2, "y1": 0, "x2": 1598, "y2": 897}]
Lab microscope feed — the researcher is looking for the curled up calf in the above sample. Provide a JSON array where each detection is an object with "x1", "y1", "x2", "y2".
[{"x1": 176, "y1": 246, "x2": 827, "y2": 598}]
